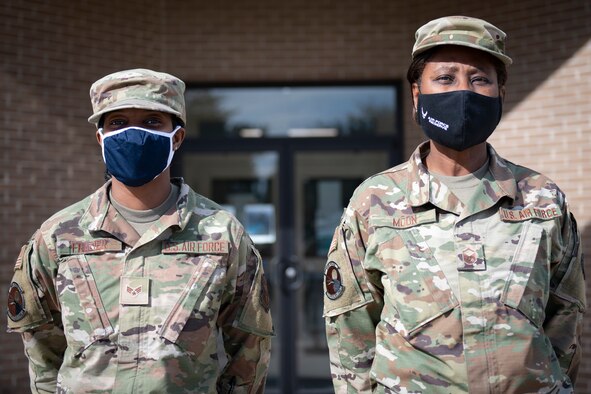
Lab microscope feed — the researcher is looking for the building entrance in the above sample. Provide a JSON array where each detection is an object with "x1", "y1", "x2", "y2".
[
  {"x1": 178, "y1": 137, "x2": 395, "y2": 393},
  {"x1": 178, "y1": 82, "x2": 401, "y2": 392}
]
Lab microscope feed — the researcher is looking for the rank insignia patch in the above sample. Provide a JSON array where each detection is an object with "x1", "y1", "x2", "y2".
[
  {"x1": 126, "y1": 285, "x2": 143, "y2": 297},
  {"x1": 120, "y1": 277, "x2": 150, "y2": 305},
  {"x1": 325, "y1": 261, "x2": 345, "y2": 300},
  {"x1": 7, "y1": 282, "x2": 26, "y2": 322}
]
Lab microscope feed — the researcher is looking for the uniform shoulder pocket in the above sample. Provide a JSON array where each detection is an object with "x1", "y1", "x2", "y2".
[
  {"x1": 323, "y1": 226, "x2": 374, "y2": 317},
  {"x1": 236, "y1": 246, "x2": 274, "y2": 336},
  {"x1": 7, "y1": 236, "x2": 52, "y2": 332},
  {"x1": 553, "y1": 213, "x2": 586, "y2": 310},
  {"x1": 500, "y1": 222, "x2": 548, "y2": 327}
]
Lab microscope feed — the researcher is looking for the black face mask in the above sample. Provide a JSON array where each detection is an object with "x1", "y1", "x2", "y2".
[{"x1": 417, "y1": 90, "x2": 502, "y2": 151}]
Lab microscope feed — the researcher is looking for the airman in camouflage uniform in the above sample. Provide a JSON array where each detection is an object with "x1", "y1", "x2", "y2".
[
  {"x1": 324, "y1": 16, "x2": 585, "y2": 393},
  {"x1": 7, "y1": 69, "x2": 273, "y2": 393}
]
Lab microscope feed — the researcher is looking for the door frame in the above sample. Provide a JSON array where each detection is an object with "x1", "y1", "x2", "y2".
[{"x1": 174, "y1": 136, "x2": 400, "y2": 393}]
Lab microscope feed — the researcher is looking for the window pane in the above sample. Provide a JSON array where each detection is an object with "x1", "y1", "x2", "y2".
[
  {"x1": 185, "y1": 85, "x2": 398, "y2": 138},
  {"x1": 304, "y1": 178, "x2": 361, "y2": 257}
]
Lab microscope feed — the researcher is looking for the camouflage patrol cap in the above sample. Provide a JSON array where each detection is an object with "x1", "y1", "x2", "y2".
[
  {"x1": 412, "y1": 16, "x2": 512, "y2": 65},
  {"x1": 88, "y1": 68, "x2": 186, "y2": 125}
]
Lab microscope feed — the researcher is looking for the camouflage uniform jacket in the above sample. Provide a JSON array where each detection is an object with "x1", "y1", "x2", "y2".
[
  {"x1": 7, "y1": 178, "x2": 273, "y2": 394},
  {"x1": 324, "y1": 142, "x2": 585, "y2": 394}
]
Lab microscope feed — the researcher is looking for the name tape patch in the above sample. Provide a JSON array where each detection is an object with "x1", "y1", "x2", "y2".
[
  {"x1": 59, "y1": 238, "x2": 123, "y2": 255},
  {"x1": 162, "y1": 240, "x2": 229, "y2": 254},
  {"x1": 499, "y1": 206, "x2": 562, "y2": 222},
  {"x1": 392, "y1": 209, "x2": 437, "y2": 229},
  {"x1": 370, "y1": 209, "x2": 437, "y2": 230}
]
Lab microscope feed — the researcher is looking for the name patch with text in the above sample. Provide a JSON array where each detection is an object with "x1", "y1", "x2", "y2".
[
  {"x1": 58, "y1": 238, "x2": 123, "y2": 255},
  {"x1": 162, "y1": 240, "x2": 229, "y2": 254},
  {"x1": 499, "y1": 206, "x2": 562, "y2": 222}
]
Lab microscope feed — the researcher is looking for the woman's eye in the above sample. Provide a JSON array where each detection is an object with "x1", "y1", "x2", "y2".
[
  {"x1": 435, "y1": 75, "x2": 453, "y2": 83},
  {"x1": 109, "y1": 119, "x2": 126, "y2": 126},
  {"x1": 472, "y1": 76, "x2": 490, "y2": 84},
  {"x1": 145, "y1": 118, "x2": 163, "y2": 126}
]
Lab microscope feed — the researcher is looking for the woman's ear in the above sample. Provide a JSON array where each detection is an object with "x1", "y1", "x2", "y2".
[
  {"x1": 412, "y1": 82, "x2": 420, "y2": 110},
  {"x1": 411, "y1": 82, "x2": 420, "y2": 124},
  {"x1": 173, "y1": 128, "x2": 186, "y2": 150},
  {"x1": 96, "y1": 129, "x2": 103, "y2": 145}
]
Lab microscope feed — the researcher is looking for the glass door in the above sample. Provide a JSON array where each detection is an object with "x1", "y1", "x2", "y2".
[
  {"x1": 292, "y1": 150, "x2": 389, "y2": 392},
  {"x1": 180, "y1": 73, "x2": 401, "y2": 394},
  {"x1": 179, "y1": 145, "x2": 390, "y2": 393}
]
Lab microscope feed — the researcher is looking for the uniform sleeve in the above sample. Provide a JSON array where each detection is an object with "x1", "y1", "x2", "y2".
[
  {"x1": 324, "y1": 209, "x2": 383, "y2": 394},
  {"x1": 217, "y1": 232, "x2": 273, "y2": 394},
  {"x1": 7, "y1": 231, "x2": 66, "y2": 394},
  {"x1": 544, "y1": 205, "x2": 586, "y2": 384}
]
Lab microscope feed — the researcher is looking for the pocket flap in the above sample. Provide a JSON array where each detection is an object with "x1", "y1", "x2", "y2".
[
  {"x1": 63, "y1": 256, "x2": 113, "y2": 340},
  {"x1": 159, "y1": 257, "x2": 217, "y2": 343},
  {"x1": 500, "y1": 222, "x2": 546, "y2": 326}
]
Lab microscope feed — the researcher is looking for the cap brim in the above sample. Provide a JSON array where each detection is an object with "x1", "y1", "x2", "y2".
[
  {"x1": 88, "y1": 98, "x2": 183, "y2": 125},
  {"x1": 413, "y1": 41, "x2": 513, "y2": 65}
]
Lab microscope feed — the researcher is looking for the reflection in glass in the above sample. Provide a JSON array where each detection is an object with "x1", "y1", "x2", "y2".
[
  {"x1": 185, "y1": 85, "x2": 397, "y2": 138},
  {"x1": 243, "y1": 204, "x2": 276, "y2": 244},
  {"x1": 304, "y1": 179, "x2": 362, "y2": 256},
  {"x1": 182, "y1": 152, "x2": 278, "y2": 248}
]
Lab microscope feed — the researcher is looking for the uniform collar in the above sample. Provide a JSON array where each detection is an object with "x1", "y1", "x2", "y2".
[
  {"x1": 81, "y1": 178, "x2": 194, "y2": 247},
  {"x1": 486, "y1": 144, "x2": 517, "y2": 201},
  {"x1": 406, "y1": 142, "x2": 517, "y2": 216}
]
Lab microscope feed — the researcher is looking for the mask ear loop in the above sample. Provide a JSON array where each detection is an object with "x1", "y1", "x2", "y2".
[
  {"x1": 98, "y1": 128, "x2": 108, "y2": 164},
  {"x1": 414, "y1": 84, "x2": 423, "y2": 124},
  {"x1": 165, "y1": 126, "x2": 182, "y2": 169}
]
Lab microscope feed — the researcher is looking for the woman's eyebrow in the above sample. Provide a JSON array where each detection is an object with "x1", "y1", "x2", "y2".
[
  {"x1": 429, "y1": 64, "x2": 459, "y2": 74},
  {"x1": 431, "y1": 63, "x2": 490, "y2": 74}
]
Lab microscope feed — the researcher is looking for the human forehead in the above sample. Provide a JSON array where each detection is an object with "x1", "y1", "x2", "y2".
[
  {"x1": 424, "y1": 45, "x2": 497, "y2": 73},
  {"x1": 103, "y1": 108, "x2": 171, "y2": 120}
]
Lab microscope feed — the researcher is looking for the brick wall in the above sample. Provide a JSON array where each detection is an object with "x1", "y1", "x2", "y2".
[{"x1": 1, "y1": 0, "x2": 590, "y2": 392}]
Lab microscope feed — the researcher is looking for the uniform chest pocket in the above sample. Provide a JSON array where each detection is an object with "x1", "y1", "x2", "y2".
[
  {"x1": 158, "y1": 256, "x2": 226, "y2": 355},
  {"x1": 375, "y1": 226, "x2": 458, "y2": 336},
  {"x1": 56, "y1": 255, "x2": 114, "y2": 356},
  {"x1": 500, "y1": 222, "x2": 549, "y2": 328}
]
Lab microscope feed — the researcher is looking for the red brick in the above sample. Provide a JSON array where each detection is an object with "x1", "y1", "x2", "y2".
[{"x1": 1, "y1": 0, "x2": 590, "y2": 391}]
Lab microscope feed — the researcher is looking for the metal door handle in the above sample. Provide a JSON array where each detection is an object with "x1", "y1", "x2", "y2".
[{"x1": 281, "y1": 255, "x2": 303, "y2": 292}]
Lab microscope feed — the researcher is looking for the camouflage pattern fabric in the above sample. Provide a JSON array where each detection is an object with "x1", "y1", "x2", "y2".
[
  {"x1": 7, "y1": 178, "x2": 273, "y2": 394},
  {"x1": 324, "y1": 142, "x2": 585, "y2": 393},
  {"x1": 412, "y1": 15, "x2": 513, "y2": 65},
  {"x1": 88, "y1": 68, "x2": 187, "y2": 125}
]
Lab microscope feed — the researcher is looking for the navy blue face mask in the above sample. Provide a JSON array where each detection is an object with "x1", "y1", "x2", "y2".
[
  {"x1": 100, "y1": 126, "x2": 180, "y2": 187},
  {"x1": 417, "y1": 90, "x2": 502, "y2": 151}
]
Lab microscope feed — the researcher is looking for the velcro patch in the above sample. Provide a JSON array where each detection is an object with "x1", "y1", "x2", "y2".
[
  {"x1": 456, "y1": 243, "x2": 486, "y2": 271},
  {"x1": 499, "y1": 205, "x2": 562, "y2": 222},
  {"x1": 58, "y1": 238, "x2": 123, "y2": 256},
  {"x1": 119, "y1": 277, "x2": 150, "y2": 305},
  {"x1": 7, "y1": 282, "x2": 26, "y2": 322},
  {"x1": 7, "y1": 241, "x2": 51, "y2": 332},
  {"x1": 371, "y1": 209, "x2": 437, "y2": 229},
  {"x1": 14, "y1": 244, "x2": 27, "y2": 271},
  {"x1": 323, "y1": 227, "x2": 374, "y2": 317},
  {"x1": 325, "y1": 261, "x2": 345, "y2": 300},
  {"x1": 162, "y1": 240, "x2": 229, "y2": 254}
]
